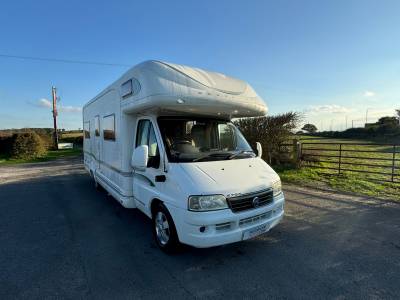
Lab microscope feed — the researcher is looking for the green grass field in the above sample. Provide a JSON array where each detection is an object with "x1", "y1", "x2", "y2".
[
  {"x1": 60, "y1": 132, "x2": 82, "y2": 139},
  {"x1": 277, "y1": 136, "x2": 400, "y2": 201},
  {"x1": 0, "y1": 148, "x2": 82, "y2": 165}
]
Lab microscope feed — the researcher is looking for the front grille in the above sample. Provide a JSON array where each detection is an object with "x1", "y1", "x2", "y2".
[
  {"x1": 227, "y1": 189, "x2": 273, "y2": 213},
  {"x1": 239, "y1": 211, "x2": 272, "y2": 227}
]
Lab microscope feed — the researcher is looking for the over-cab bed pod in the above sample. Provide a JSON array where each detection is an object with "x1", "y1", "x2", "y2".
[{"x1": 118, "y1": 60, "x2": 268, "y2": 118}]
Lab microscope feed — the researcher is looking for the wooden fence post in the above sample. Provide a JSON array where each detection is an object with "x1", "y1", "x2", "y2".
[
  {"x1": 392, "y1": 145, "x2": 396, "y2": 182},
  {"x1": 338, "y1": 144, "x2": 342, "y2": 175},
  {"x1": 293, "y1": 139, "x2": 302, "y2": 167}
]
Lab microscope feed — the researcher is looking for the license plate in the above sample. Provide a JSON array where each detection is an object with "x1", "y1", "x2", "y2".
[{"x1": 242, "y1": 223, "x2": 270, "y2": 240}]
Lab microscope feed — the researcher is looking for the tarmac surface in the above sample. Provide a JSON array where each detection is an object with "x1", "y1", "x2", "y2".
[{"x1": 1, "y1": 157, "x2": 399, "y2": 299}]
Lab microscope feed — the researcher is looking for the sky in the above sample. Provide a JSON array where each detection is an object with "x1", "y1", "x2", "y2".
[{"x1": 0, "y1": 0, "x2": 399, "y2": 131}]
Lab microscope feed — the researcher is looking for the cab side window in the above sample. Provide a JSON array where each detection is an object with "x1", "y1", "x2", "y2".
[
  {"x1": 136, "y1": 120, "x2": 160, "y2": 168},
  {"x1": 136, "y1": 120, "x2": 150, "y2": 147}
]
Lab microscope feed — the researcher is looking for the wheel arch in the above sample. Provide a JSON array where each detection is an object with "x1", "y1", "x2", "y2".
[
  {"x1": 150, "y1": 198, "x2": 183, "y2": 242},
  {"x1": 150, "y1": 198, "x2": 163, "y2": 217}
]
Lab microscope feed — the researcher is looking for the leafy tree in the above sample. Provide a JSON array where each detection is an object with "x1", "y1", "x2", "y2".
[
  {"x1": 396, "y1": 109, "x2": 400, "y2": 121},
  {"x1": 378, "y1": 116, "x2": 398, "y2": 126},
  {"x1": 234, "y1": 112, "x2": 301, "y2": 164},
  {"x1": 302, "y1": 123, "x2": 318, "y2": 133}
]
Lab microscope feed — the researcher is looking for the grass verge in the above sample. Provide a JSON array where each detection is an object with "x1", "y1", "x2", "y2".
[
  {"x1": 276, "y1": 164, "x2": 400, "y2": 201},
  {"x1": 0, "y1": 148, "x2": 82, "y2": 165}
]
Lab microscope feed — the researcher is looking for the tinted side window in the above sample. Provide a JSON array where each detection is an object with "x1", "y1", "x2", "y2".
[
  {"x1": 84, "y1": 122, "x2": 90, "y2": 139},
  {"x1": 103, "y1": 114, "x2": 115, "y2": 141},
  {"x1": 95, "y1": 116, "x2": 100, "y2": 136}
]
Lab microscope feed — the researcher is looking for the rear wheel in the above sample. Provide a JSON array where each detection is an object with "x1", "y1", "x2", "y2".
[
  {"x1": 95, "y1": 181, "x2": 102, "y2": 191},
  {"x1": 92, "y1": 173, "x2": 102, "y2": 191},
  {"x1": 152, "y1": 203, "x2": 180, "y2": 253}
]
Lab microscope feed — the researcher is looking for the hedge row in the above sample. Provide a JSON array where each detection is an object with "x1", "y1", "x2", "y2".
[{"x1": 0, "y1": 132, "x2": 48, "y2": 159}]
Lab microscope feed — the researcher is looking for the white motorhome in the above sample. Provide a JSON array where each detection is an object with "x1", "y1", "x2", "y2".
[{"x1": 83, "y1": 60, "x2": 284, "y2": 252}]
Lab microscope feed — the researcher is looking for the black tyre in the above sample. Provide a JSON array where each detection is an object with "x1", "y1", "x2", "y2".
[
  {"x1": 93, "y1": 176, "x2": 103, "y2": 191},
  {"x1": 152, "y1": 203, "x2": 181, "y2": 254}
]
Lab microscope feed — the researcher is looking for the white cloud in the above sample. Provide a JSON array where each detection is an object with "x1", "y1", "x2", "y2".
[
  {"x1": 34, "y1": 98, "x2": 81, "y2": 113},
  {"x1": 37, "y1": 98, "x2": 52, "y2": 108},
  {"x1": 305, "y1": 104, "x2": 351, "y2": 114},
  {"x1": 363, "y1": 90, "x2": 376, "y2": 97}
]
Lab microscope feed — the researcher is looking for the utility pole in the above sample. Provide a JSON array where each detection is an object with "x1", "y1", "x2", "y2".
[
  {"x1": 345, "y1": 115, "x2": 348, "y2": 130},
  {"x1": 52, "y1": 86, "x2": 59, "y2": 150}
]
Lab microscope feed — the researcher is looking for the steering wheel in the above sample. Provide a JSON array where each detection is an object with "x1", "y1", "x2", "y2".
[{"x1": 170, "y1": 140, "x2": 192, "y2": 150}]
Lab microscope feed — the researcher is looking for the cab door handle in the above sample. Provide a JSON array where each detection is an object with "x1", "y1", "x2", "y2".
[{"x1": 155, "y1": 175, "x2": 166, "y2": 182}]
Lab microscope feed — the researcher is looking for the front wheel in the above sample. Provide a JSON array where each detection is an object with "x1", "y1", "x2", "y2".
[{"x1": 152, "y1": 203, "x2": 181, "y2": 253}]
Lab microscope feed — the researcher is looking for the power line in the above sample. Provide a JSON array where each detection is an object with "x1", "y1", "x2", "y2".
[{"x1": 0, "y1": 53, "x2": 131, "y2": 67}]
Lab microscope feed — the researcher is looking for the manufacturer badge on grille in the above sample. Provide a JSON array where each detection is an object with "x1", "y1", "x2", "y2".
[{"x1": 252, "y1": 196, "x2": 260, "y2": 208}]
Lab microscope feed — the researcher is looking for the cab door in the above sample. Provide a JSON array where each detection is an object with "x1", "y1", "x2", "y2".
[{"x1": 133, "y1": 118, "x2": 164, "y2": 210}]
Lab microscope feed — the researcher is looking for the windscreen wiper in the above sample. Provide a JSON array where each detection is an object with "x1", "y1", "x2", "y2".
[
  {"x1": 228, "y1": 150, "x2": 254, "y2": 160},
  {"x1": 193, "y1": 152, "x2": 231, "y2": 162}
]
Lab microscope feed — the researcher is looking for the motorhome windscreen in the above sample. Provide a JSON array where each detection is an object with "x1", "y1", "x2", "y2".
[{"x1": 157, "y1": 118, "x2": 255, "y2": 163}]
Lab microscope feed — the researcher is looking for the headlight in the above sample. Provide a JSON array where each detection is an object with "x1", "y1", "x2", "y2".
[
  {"x1": 272, "y1": 179, "x2": 282, "y2": 197},
  {"x1": 188, "y1": 195, "x2": 228, "y2": 212}
]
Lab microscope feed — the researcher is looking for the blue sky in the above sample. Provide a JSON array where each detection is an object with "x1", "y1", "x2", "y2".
[{"x1": 0, "y1": 0, "x2": 399, "y2": 130}]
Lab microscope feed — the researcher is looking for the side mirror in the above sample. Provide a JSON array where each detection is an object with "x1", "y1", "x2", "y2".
[
  {"x1": 256, "y1": 142, "x2": 263, "y2": 158},
  {"x1": 131, "y1": 145, "x2": 148, "y2": 171}
]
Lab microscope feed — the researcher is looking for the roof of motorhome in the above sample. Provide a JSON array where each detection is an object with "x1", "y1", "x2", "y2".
[
  {"x1": 85, "y1": 60, "x2": 268, "y2": 117},
  {"x1": 155, "y1": 61, "x2": 249, "y2": 95}
]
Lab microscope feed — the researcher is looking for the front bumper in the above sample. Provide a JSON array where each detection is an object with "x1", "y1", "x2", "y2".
[{"x1": 169, "y1": 194, "x2": 285, "y2": 248}]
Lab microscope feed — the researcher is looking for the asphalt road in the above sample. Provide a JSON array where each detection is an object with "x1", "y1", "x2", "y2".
[{"x1": 1, "y1": 157, "x2": 399, "y2": 299}]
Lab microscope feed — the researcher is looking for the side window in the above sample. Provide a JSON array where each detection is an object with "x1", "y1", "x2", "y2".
[
  {"x1": 95, "y1": 116, "x2": 100, "y2": 137},
  {"x1": 84, "y1": 121, "x2": 90, "y2": 139},
  {"x1": 121, "y1": 78, "x2": 141, "y2": 99},
  {"x1": 136, "y1": 119, "x2": 160, "y2": 168},
  {"x1": 136, "y1": 120, "x2": 150, "y2": 147},
  {"x1": 103, "y1": 114, "x2": 115, "y2": 141},
  {"x1": 148, "y1": 126, "x2": 158, "y2": 157},
  {"x1": 121, "y1": 79, "x2": 133, "y2": 98}
]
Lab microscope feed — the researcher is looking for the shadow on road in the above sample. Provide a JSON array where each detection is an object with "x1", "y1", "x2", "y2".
[{"x1": 0, "y1": 160, "x2": 399, "y2": 299}]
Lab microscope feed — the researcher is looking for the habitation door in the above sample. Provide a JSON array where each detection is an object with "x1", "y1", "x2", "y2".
[{"x1": 133, "y1": 118, "x2": 163, "y2": 209}]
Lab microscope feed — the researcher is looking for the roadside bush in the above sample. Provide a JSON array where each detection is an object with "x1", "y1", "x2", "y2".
[
  {"x1": 0, "y1": 135, "x2": 14, "y2": 155},
  {"x1": 11, "y1": 132, "x2": 46, "y2": 159},
  {"x1": 235, "y1": 112, "x2": 301, "y2": 165},
  {"x1": 37, "y1": 132, "x2": 53, "y2": 150}
]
